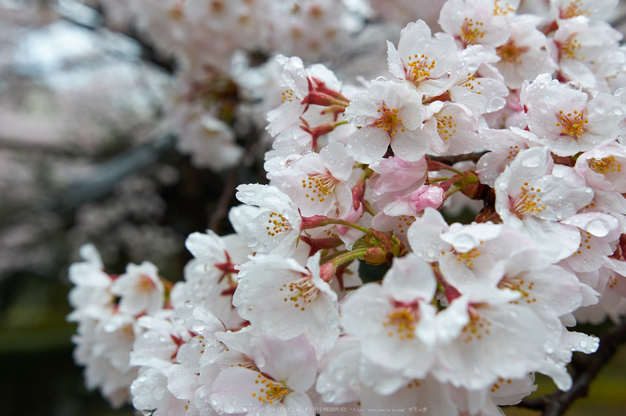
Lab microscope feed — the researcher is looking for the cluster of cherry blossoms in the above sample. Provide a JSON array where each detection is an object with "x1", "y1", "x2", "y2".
[{"x1": 69, "y1": 0, "x2": 626, "y2": 415}]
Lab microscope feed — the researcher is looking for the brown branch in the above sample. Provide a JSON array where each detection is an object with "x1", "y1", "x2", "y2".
[
  {"x1": 428, "y1": 151, "x2": 487, "y2": 166},
  {"x1": 518, "y1": 319, "x2": 626, "y2": 415},
  {"x1": 208, "y1": 167, "x2": 239, "y2": 233}
]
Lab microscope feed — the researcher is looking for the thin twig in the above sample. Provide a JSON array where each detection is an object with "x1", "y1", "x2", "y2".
[
  {"x1": 428, "y1": 151, "x2": 487, "y2": 165},
  {"x1": 209, "y1": 168, "x2": 239, "y2": 233}
]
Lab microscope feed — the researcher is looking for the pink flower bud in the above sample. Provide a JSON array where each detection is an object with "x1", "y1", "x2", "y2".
[{"x1": 410, "y1": 185, "x2": 444, "y2": 212}]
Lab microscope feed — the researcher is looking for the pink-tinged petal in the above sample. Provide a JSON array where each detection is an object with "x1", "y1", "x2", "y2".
[
  {"x1": 282, "y1": 392, "x2": 315, "y2": 416},
  {"x1": 407, "y1": 207, "x2": 451, "y2": 262},
  {"x1": 249, "y1": 335, "x2": 317, "y2": 393},
  {"x1": 167, "y1": 364, "x2": 198, "y2": 401},
  {"x1": 382, "y1": 254, "x2": 436, "y2": 303},
  {"x1": 210, "y1": 367, "x2": 265, "y2": 413}
]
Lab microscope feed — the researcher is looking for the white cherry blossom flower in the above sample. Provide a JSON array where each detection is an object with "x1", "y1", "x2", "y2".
[
  {"x1": 345, "y1": 79, "x2": 426, "y2": 163},
  {"x1": 476, "y1": 127, "x2": 535, "y2": 187},
  {"x1": 340, "y1": 254, "x2": 438, "y2": 380},
  {"x1": 235, "y1": 184, "x2": 302, "y2": 257},
  {"x1": 439, "y1": 0, "x2": 518, "y2": 51},
  {"x1": 67, "y1": 244, "x2": 113, "y2": 321},
  {"x1": 494, "y1": 147, "x2": 594, "y2": 259},
  {"x1": 553, "y1": 17, "x2": 622, "y2": 89},
  {"x1": 272, "y1": 141, "x2": 354, "y2": 218},
  {"x1": 493, "y1": 14, "x2": 557, "y2": 89},
  {"x1": 233, "y1": 252, "x2": 339, "y2": 358},
  {"x1": 111, "y1": 261, "x2": 164, "y2": 317},
  {"x1": 551, "y1": 0, "x2": 619, "y2": 22},
  {"x1": 387, "y1": 19, "x2": 459, "y2": 96},
  {"x1": 210, "y1": 335, "x2": 317, "y2": 415},
  {"x1": 448, "y1": 46, "x2": 509, "y2": 117},
  {"x1": 575, "y1": 142, "x2": 626, "y2": 193},
  {"x1": 170, "y1": 231, "x2": 250, "y2": 329},
  {"x1": 433, "y1": 285, "x2": 552, "y2": 390}
]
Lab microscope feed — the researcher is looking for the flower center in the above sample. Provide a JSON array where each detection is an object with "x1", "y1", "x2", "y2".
[
  {"x1": 252, "y1": 373, "x2": 290, "y2": 404},
  {"x1": 460, "y1": 18, "x2": 485, "y2": 45},
  {"x1": 589, "y1": 156, "x2": 621, "y2": 175},
  {"x1": 496, "y1": 39, "x2": 525, "y2": 63},
  {"x1": 374, "y1": 105, "x2": 404, "y2": 137},
  {"x1": 396, "y1": 215, "x2": 416, "y2": 234},
  {"x1": 506, "y1": 145, "x2": 521, "y2": 160},
  {"x1": 493, "y1": 0, "x2": 515, "y2": 15},
  {"x1": 461, "y1": 307, "x2": 492, "y2": 343},
  {"x1": 454, "y1": 247, "x2": 481, "y2": 268},
  {"x1": 574, "y1": 230, "x2": 593, "y2": 256},
  {"x1": 560, "y1": 36, "x2": 584, "y2": 61},
  {"x1": 556, "y1": 109, "x2": 588, "y2": 139},
  {"x1": 560, "y1": 0, "x2": 591, "y2": 19},
  {"x1": 498, "y1": 276, "x2": 537, "y2": 305},
  {"x1": 302, "y1": 174, "x2": 338, "y2": 203},
  {"x1": 511, "y1": 182, "x2": 546, "y2": 219},
  {"x1": 406, "y1": 54, "x2": 436, "y2": 83},
  {"x1": 437, "y1": 114, "x2": 457, "y2": 141},
  {"x1": 280, "y1": 276, "x2": 319, "y2": 311},
  {"x1": 266, "y1": 212, "x2": 291, "y2": 237},
  {"x1": 281, "y1": 89, "x2": 295, "y2": 103},
  {"x1": 491, "y1": 377, "x2": 514, "y2": 393},
  {"x1": 383, "y1": 303, "x2": 418, "y2": 340},
  {"x1": 135, "y1": 275, "x2": 155, "y2": 293}
]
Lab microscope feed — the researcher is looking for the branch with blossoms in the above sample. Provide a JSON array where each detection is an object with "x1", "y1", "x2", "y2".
[{"x1": 66, "y1": 0, "x2": 626, "y2": 415}]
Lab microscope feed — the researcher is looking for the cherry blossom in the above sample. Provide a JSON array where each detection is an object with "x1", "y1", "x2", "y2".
[
  {"x1": 110, "y1": 261, "x2": 164, "y2": 317},
  {"x1": 344, "y1": 79, "x2": 426, "y2": 163}
]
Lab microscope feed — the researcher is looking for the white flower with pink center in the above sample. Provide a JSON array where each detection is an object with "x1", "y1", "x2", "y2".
[
  {"x1": 434, "y1": 285, "x2": 552, "y2": 390},
  {"x1": 272, "y1": 141, "x2": 354, "y2": 218},
  {"x1": 416, "y1": 102, "x2": 482, "y2": 155},
  {"x1": 560, "y1": 212, "x2": 622, "y2": 272},
  {"x1": 233, "y1": 252, "x2": 339, "y2": 358},
  {"x1": 553, "y1": 16, "x2": 622, "y2": 89},
  {"x1": 438, "y1": 222, "x2": 538, "y2": 290},
  {"x1": 495, "y1": 147, "x2": 594, "y2": 259},
  {"x1": 575, "y1": 142, "x2": 626, "y2": 193},
  {"x1": 521, "y1": 74, "x2": 624, "y2": 156},
  {"x1": 344, "y1": 79, "x2": 426, "y2": 164},
  {"x1": 111, "y1": 261, "x2": 164, "y2": 317},
  {"x1": 493, "y1": 15, "x2": 557, "y2": 89},
  {"x1": 439, "y1": 0, "x2": 518, "y2": 51},
  {"x1": 551, "y1": 0, "x2": 619, "y2": 21},
  {"x1": 448, "y1": 46, "x2": 509, "y2": 117},
  {"x1": 476, "y1": 127, "x2": 536, "y2": 187},
  {"x1": 267, "y1": 55, "x2": 344, "y2": 137},
  {"x1": 210, "y1": 335, "x2": 317, "y2": 415},
  {"x1": 170, "y1": 231, "x2": 250, "y2": 330},
  {"x1": 235, "y1": 184, "x2": 302, "y2": 257},
  {"x1": 387, "y1": 19, "x2": 459, "y2": 96},
  {"x1": 340, "y1": 254, "x2": 438, "y2": 380}
]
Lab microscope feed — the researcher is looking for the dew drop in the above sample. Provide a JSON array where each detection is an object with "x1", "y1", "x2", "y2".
[
  {"x1": 585, "y1": 218, "x2": 610, "y2": 237},
  {"x1": 613, "y1": 107, "x2": 624, "y2": 116},
  {"x1": 192, "y1": 321, "x2": 206, "y2": 333}
]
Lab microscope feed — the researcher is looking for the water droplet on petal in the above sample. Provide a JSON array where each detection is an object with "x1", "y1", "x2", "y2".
[{"x1": 192, "y1": 321, "x2": 206, "y2": 333}]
